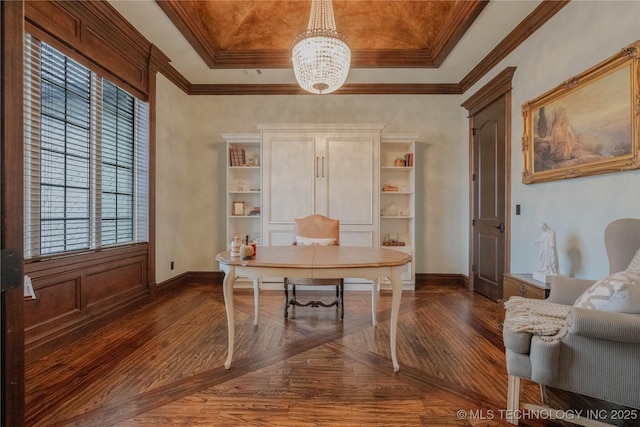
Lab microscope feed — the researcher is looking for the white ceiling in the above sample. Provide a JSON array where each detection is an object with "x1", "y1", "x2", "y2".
[{"x1": 108, "y1": 0, "x2": 542, "y2": 86}]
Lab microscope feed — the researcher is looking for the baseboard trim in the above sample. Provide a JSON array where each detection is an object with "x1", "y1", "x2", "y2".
[
  {"x1": 416, "y1": 273, "x2": 468, "y2": 288},
  {"x1": 158, "y1": 271, "x2": 469, "y2": 290}
]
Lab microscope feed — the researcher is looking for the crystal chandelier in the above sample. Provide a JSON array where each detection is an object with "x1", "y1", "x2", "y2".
[{"x1": 292, "y1": 0, "x2": 351, "y2": 94}]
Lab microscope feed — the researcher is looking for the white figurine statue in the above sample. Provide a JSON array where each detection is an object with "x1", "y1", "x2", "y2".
[{"x1": 532, "y1": 222, "x2": 558, "y2": 281}]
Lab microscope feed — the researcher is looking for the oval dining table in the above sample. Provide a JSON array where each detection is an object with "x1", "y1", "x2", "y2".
[{"x1": 215, "y1": 245, "x2": 412, "y2": 372}]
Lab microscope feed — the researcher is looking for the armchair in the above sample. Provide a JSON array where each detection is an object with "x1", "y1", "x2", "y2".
[
  {"x1": 503, "y1": 218, "x2": 640, "y2": 425},
  {"x1": 283, "y1": 214, "x2": 344, "y2": 319}
]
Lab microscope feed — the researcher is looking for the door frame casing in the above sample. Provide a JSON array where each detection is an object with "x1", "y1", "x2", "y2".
[
  {"x1": 462, "y1": 67, "x2": 516, "y2": 293},
  {"x1": 1, "y1": 1, "x2": 25, "y2": 425}
]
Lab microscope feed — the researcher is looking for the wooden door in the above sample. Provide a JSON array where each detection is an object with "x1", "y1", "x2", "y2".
[{"x1": 471, "y1": 97, "x2": 507, "y2": 301}]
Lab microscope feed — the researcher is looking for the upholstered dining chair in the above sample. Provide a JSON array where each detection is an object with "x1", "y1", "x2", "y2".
[{"x1": 284, "y1": 214, "x2": 344, "y2": 319}]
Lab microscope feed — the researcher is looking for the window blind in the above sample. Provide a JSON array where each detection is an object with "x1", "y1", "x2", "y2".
[{"x1": 23, "y1": 33, "x2": 149, "y2": 259}]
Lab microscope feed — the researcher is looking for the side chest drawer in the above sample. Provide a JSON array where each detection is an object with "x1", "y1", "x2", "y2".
[
  {"x1": 498, "y1": 274, "x2": 550, "y2": 326},
  {"x1": 503, "y1": 277, "x2": 547, "y2": 300}
]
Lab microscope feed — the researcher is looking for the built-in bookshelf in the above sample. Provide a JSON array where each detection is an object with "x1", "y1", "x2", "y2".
[
  {"x1": 221, "y1": 129, "x2": 417, "y2": 288},
  {"x1": 379, "y1": 133, "x2": 417, "y2": 285},
  {"x1": 222, "y1": 133, "x2": 262, "y2": 249}
]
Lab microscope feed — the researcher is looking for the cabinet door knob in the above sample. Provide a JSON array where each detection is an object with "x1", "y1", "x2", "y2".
[{"x1": 519, "y1": 284, "x2": 526, "y2": 296}]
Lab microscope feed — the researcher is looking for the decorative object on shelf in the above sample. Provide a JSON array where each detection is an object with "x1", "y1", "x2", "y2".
[
  {"x1": 531, "y1": 222, "x2": 558, "y2": 283},
  {"x1": 522, "y1": 40, "x2": 640, "y2": 184},
  {"x1": 383, "y1": 234, "x2": 405, "y2": 246},
  {"x1": 394, "y1": 158, "x2": 406, "y2": 167},
  {"x1": 383, "y1": 202, "x2": 398, "y2": 217},
  {"x1": 248, "y1": 206, "x2": 261, "y2": 216},
  {"x1": 292, "y1": 0, "x2": 351, "y2": 94},
  {"x1": 234, "y1": 180, "x2": 248, "y2": 191},
  {"x1": 245, "y1": 155, "x2": 259, "y2": 166},
  {"x1": 382, "y1": 183, "x2": 398, "y2": 192},
  {"x1": 232, "y1": 201, "x2": 245, "y2": 216}
]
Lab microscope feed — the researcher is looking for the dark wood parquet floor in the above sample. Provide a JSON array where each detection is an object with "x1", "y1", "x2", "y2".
[{"x1": 25, "y1": 283, "x2": 636, "y2": 426}]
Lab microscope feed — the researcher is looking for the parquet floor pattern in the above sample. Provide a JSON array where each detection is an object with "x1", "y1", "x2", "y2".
[{"x1": 25, "y1": 283, "x2": 630, "y2": 426}]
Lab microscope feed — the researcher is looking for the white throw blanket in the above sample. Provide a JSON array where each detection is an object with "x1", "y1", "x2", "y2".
[{"x1": 504, "y1": 296, "x2": 571, "y2": 336}]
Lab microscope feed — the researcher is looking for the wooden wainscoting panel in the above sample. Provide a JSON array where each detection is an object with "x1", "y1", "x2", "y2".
[
  {"x1": 23, "y1": 245, "x2": 151, "y2": 363},
  {"x1": 86, "y1": 258, "x2": 146, "y2": 309},
  {"x1": 24, "y1": 276, "x2": 81, "y2": 329}
]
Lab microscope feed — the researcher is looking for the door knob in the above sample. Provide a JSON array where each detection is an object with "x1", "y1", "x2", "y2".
[{"x1": 494, "y1": 222, "x2": 505, "y2": 233}]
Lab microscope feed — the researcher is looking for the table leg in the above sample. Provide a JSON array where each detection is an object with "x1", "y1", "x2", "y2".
[
  {"x1": 221, "y1": 264, "x2": 237, "y2": 369},
  {"x1": 253, "y1": 278, "x2": 260, "y2": 326},
  {"x1": 389, "y1": 268, "x2": 402, "y2": 372},
  {"x1": 371, "y1": 278, "x2": 379, "y2": 326}
]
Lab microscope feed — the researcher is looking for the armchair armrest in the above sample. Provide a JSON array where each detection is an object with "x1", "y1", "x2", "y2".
[
  {"x1": 567, "y1": 307, "x2": 640, "y2": 343},
  {"x1": 546, "y1": 275, "x2": 596, "y2": 305}
]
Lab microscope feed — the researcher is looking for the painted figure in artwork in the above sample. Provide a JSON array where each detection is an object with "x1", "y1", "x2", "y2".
[{"x1": 549, "y1": 112, "x2": 577, "y2": 161}]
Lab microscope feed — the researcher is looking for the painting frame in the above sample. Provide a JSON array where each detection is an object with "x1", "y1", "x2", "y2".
[{"x1": 522, "y1": 40, "x2": 640, "y2": 184}]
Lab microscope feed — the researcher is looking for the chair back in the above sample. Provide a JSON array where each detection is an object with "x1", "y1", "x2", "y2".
[
  {"x1": 294, "y1": 214, "x2": 340, "y2": 245},
  {"x1": 605, "y1": 218, "x2": 640, "y2": 273}
]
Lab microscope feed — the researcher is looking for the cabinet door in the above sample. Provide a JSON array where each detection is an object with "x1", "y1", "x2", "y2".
[
  {"x1": 262, "y1": 135, "x2": 316, "y2": 244},
  {"x1": 324, "y1": 136, "x2": 374, "y2": 225}
]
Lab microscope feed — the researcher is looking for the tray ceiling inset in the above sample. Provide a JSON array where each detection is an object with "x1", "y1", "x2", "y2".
[{"x1": 155, "y1": 0, "x2": 488, "y2": 69}]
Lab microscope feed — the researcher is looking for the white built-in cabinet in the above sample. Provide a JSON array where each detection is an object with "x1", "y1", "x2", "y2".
[
  {"x1": 379, "y1": 134, "x2": 417, "y2": 285},
  {"x1": 259, "y1": 124, "x2": 383, "y2": 248},
  {"x1": 222, "y1": 133, "x2": 262, "y2": 247},
  {"x1": 222, "y1": 126, "x2": 416, "y2": 287}
]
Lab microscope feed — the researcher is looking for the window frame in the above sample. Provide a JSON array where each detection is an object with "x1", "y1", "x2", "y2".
[{"x1": 24, "y1": 34, "x2": 149, "y2": 260}]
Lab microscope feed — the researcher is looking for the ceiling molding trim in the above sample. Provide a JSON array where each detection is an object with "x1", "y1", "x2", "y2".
[
  {"x1": 459, "y1": 0, "x2": 570, "y2": 93},
  {"x1": 430, "y1": 0, "x2": 489, "y2": 67},
  {"x1": 159, "y1": 63, "x2": 191, "y2": 94},
  {"x1": 187, "y1": 83, "x2": 462, "y2": 96},
  {"x1": 155, "y1": 0, "x2": 219, "y2": 69},
  {"x1": 461, "y1": 66, "x2": 517, "y2": 116}
]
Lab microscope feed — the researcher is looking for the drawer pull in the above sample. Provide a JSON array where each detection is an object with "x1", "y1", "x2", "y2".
[{"x1": 519, "y1": 284, "x2": 526, "y2": 296}]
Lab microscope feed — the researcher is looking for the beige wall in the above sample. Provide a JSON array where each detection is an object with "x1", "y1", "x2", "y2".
[
  {"x1": 154, "y1": 84, "x2": 469, "y2": 280},
  {"x1": 155, "y1": 0, "x2": 640, "y2": 283},
  {"x1": 464, "y1": 0, "x2": 640, "y2": 279}
]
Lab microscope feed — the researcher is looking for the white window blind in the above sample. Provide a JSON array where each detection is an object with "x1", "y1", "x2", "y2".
[{"x1": 23, "y1": 34, "x2": 149, "y2": 259}]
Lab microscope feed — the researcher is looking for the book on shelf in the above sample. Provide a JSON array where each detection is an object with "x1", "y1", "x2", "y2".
[
  {"x1": 229, "y1": 146, "x2": 246, "y2": 166},
  {"x1": 403, "y1": 153, "x2": 413, "y2": 167}
]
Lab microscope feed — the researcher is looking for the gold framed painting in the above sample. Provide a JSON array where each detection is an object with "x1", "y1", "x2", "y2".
[{"x1": 521, "y1": 40, "x2": 640, "y2": 184}]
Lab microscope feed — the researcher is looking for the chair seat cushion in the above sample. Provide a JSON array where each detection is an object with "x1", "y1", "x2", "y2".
[
  {"x1": 296, "y1": 236, "x2": 337, "y2": 246},
  {"x1": 573, "y1": 269, "x2": 640, "y2": 313}
]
